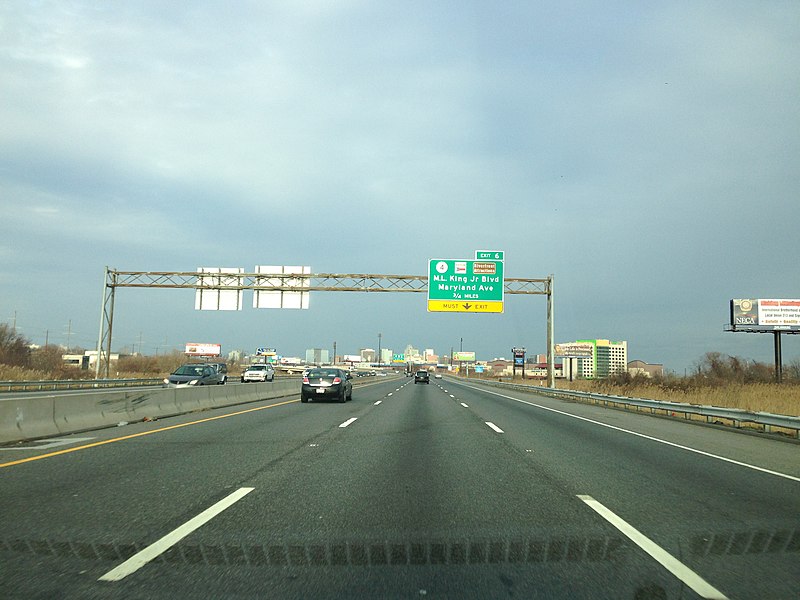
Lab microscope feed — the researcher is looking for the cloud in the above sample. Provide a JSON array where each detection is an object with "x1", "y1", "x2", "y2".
[{"x1": 0, "y1": 1, "x2": 797, "y2": 368}]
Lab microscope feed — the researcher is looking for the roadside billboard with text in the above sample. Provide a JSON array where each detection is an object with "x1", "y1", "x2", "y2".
[
  {"x1": 554, "y1": 343, "x2": 594, "y2": 357},
  {"x1": 730, "y1": 299, "x2": 800, "y2": 331},
  {"x1": 453, "y1": 351, "x2": 476, "y2": 362},
  {"x1": 185, "y1": 343, "x2": 222, "y2": 356}
]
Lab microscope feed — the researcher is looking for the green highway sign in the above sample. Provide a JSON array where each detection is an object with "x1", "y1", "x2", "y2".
[
  {"x1": 392, "y1": 353, "x2": 405, "y2": 363},
  {"x1": 428, "y1": 258, "x2": 504, "y2": 313},
  {"x1": 475, "y1": 250, "x2": 504, "y2": 261}
]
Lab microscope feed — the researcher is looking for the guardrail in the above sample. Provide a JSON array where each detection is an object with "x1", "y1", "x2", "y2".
[
  {"x1": 0, "y1": 378, "x2": 164, "y2": 392},
  {"x1": 466, "y1": 379, "x2": 800, "y2": 439}
]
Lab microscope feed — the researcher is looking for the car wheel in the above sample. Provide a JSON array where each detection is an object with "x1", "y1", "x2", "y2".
[
  {"x1": 339, "y1": 389, "x2": 346, "y2": 403},
  {"x1": 301, "y1": 394, "x2": 308, "y2": 403},
  {"x1": 348, "y1": 389, "x2": 353, "y2": 401}
]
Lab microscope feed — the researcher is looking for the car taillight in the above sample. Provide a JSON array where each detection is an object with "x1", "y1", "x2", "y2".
[
  {"x1": 333, "y1": 377, "x2": 341, "y2": 384},
  {"x1": 302, "y1": 377, "x2": 309, "y2": 384}
]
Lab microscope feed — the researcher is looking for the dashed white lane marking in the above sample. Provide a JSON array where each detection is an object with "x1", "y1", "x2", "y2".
[
  {"x1": 455, "y1": 382, "x2": 800, "y2": 483},
  {"x1": 374, "y1": 400, "x2": 382, "y2": 406},
  {"x1": 99, "y1": 487, "x2": 255, "y2": 582},
  {"x1": 339, "y1": 417, "x2": 358, "y2": 428},
  {"x1": 387, "y1": 393, "x2": 393, "y2": 397},
  {"x1": 449, "y1": 394, "x2": 455, "y2": 398},
  {"x1": 485, "y1": 422, "x2": 504, "y2": 434},
  {"x1": 578, "y1": 495, "x2": 728, "y2": 599},
  {"x1": 460, "y1": 403, "x2": 469, "y2": 408}
]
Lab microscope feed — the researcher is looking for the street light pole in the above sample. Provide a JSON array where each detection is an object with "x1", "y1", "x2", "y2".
[{"x1": 377, "y1": 333, "x2": 382, "y2": 367}]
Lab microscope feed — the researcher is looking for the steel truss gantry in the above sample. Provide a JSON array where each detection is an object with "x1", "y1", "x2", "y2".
[{"x1": 96, "y1": 269, "x2": 555, "y2": 386}]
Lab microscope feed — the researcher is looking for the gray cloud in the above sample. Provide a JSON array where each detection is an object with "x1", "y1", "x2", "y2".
[{"x1": 1, "y1": 1, "x2": 797, "y2": 369}]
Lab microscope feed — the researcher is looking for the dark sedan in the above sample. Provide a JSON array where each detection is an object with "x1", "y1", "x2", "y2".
[
  {"x1": 301, "y1": 368, "x2": 353, "y2": 403},
  {"x1": 414, "y1": 370, "x2": 430, "y2": 384},
  {"x1": 163, "y1": 364, "x2": 223, "y2": 387}
]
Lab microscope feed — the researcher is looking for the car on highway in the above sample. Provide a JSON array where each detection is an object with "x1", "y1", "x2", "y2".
[
  {"x1": 241, "y1": 363, "x2": 275, "y2": 383},
  {"x1": 414, "y1": 370, "x2": 430, "y2": 384},
  {"x1": 301, "y1": 367, "x2": 353, "y2": 403},
  {"x1": 163, "y1": 364, "x2": 224, "y2": 387},
  {"x1": 206, "y1": 362, "x2": 228, "y2": 384},
  {"x1": 434, "y1": 373, "x2": 443, "y2": 379}
]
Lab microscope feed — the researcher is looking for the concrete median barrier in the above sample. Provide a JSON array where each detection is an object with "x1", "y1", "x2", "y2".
[
  {"x1": 1, "y1": 378, "x2": 304, "y2": 444},
  {"x1": 0, "y1": 395, "x2": 58, "y2": 442}
]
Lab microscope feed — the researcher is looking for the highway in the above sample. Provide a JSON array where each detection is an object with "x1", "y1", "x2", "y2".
[{"x1": 1, "y1": 375, "x2": 797, "y2": 599}]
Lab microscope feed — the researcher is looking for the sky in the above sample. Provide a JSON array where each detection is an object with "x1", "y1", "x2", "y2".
[{"x1": 1, "y1": 1, "x2": 798, "y2": 373}]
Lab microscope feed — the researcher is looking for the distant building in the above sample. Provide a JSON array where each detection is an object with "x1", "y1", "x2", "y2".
[
  {"x1": 404, "y1": 345, "x2": 422, "y2": 362},
  {"x1": 628, "y1": 360, "x2": 663, "y2": 378},
  {"x1": 360, "y1": 348, "x2": 376, "y2": 363},
  {"x1": 65, "y1": 350, "x2": 119, "y2": 370},
  {"x1": 305, "y1": 348, "x2": 330, "y2": 364},
  {"x1": 380, "y1": 348, "x2": 393, "y2": 365},
  {"x1": 487, "y1": 359, "x2": 513, "y2": 376},
  {"x1": 555, "y1": 339, "x2": 628, "y2": 378}
]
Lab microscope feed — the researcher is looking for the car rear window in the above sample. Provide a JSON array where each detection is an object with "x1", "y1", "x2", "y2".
[{"x1": 308, "y1": 369, "x2": 340, "y2": 378}]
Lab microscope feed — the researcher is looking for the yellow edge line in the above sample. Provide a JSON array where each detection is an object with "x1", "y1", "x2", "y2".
[{"x1": 0, "y1": 398, "x2": 299, "y2": 469}]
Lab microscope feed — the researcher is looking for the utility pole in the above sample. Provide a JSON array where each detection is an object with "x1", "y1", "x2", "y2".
[
  {"x1": 333, "y1": 341, "x2": 337, "y2": 365},
  {"x1": 377, "y1": 333, "x2": 382, "y2": 367}
]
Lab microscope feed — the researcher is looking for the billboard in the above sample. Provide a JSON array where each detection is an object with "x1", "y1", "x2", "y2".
[
  {"x1": 185, "y1": 343, "x2": 221, "y2": 356},
  {"x1": 453, "y1": 351, "x2": 476, "y2": 362},
  {"x1": 730, "y1": 299, "x2": 800, "y2": 331},
  {"x1": 554, "y1": 342, "x2": 594, "y2": 357}
]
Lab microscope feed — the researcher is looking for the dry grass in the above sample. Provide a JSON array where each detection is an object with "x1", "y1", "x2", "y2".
[
  {"x1": 0, "y1": 364, "x2": 64, "y2": 382},
  {"x1": 559, "y1": 380, "x2": 800, "y2": 417}
]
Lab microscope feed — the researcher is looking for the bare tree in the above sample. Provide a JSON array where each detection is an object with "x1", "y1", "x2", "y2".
[{"x1": 0, "y1": 323, "x2": 31, "y2": 367}]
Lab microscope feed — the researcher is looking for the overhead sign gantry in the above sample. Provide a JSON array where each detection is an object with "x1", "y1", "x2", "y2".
[{"x1": 95, "y1": 262, "x2": 554, "y2": 385}]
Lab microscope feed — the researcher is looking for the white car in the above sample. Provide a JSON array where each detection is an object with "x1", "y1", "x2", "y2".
[{"x1": 241, "y1": 364, "x2": 275, "y2": 383}]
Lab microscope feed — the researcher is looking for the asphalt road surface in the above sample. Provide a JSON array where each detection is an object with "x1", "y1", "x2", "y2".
[{"x1": 1, "y1": 375, "x2": 798, "y2": 599}]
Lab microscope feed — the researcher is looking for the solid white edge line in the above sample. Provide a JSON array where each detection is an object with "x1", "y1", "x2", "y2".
[
  {"x1": 460, "y1": 403, "x2": 469, "y2": 408},
  {"x1": 455, "y1": 382, "x2": 800, "y2": 483},
  {"x1": 99, "y1": 487, "x2": 255, "y2": 582},
  {"x1": 485, "y1": 422, "x2": 504, "y2": 434},
  {"x1": 374, "y1": 400, "x2": 382, "y2": 405},
  {"x1": 339, "y1": 417, "x2": 358, "y2": 428},
  {"x1": 577, "y1": 495, "x2": 728, "y2": 599}
]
